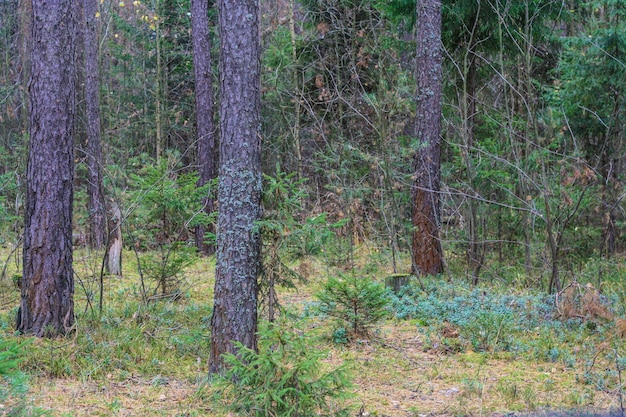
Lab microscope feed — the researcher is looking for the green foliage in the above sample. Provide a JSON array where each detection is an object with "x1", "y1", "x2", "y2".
[
  {"x1": 389, "y1": 279, "x2": 556, "y2": 352},
  {"x1": 284, "y1": 213, "x2": 350, "y2": 261},
  {"x1": 0, "y1": 171, "x2": 21, "y2": 244},
  {"x1": 387, "y1": 276, "x2": 626, "y2": 376},
  {"x1": 0, "y1": 337, "x2": 25, "y2": 379},
  {"x1": 258, "y1": 165, "x2": 309, "y2": 320},
  {"x1": 556, "y1": 2, "x2": 626, "y2": 147},
  {"x1": 316, "y1": 274, "x2": 389, "y2": 338},
  {"x1": 257, "y1": 165, "x2": 355, "y2": 267},
  {"x1": 0, "y1": 337, "x2": 45, "y2": 416},
  {"x1": 129, "y1": 153, "x2": 212, "y2": 242},
  {"x1": 5, "y1": 294, "x2": 213, "y2": 381},
  {"x1": 128, "y1": 153, "x2": 212, "y2": 298},
  {"x1": 100, "y1": 0, "x2": 197, "y2": 165},
  {"x1": 545, "y1": 0, "x2": 626, "y2": 261},
  {"x1": 139, "y1": 243, "x2": 197, "y2": 299},
  {"x1": 218, "y1": 321, "x2": 353, "y2": 417},
  {"x1": 331, "y1": 327, "x2": 349, "y2": 345}
]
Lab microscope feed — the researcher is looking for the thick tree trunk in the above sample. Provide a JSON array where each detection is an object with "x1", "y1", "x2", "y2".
[
  {"x1": 209, "y1": 0, "x2": 262, "y2": 375},
  {"x1": 411, "y1": 0, "x2": 444, "y2": 276},
  {"x1": 83, "y1": 0, "x2": 107, "y2": 249},
  {"x1": 191, "y1": 0, "x2": 217, "y2": 256},
  {"x1": 20, "y1": 0, "x2": 76, "y2": 337}
]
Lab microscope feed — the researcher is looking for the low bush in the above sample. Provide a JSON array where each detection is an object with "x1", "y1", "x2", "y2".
[
  {"x1": 389, "y1": 279, "x2": 559, "y2": 352},
  {"x1": 316, "y1": 274, "x2": 389, "y2": 338},
  {"x1": 218, "y1": 321, "x2": 353, "y2": 417}
]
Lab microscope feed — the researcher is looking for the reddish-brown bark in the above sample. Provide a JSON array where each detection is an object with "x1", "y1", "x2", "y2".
[
  {"x1": 411, "y1": 0, "x2": 444, "y2": 276},
  {"x1": 20, "y1": 0, "x2": 77, "y2": 337}
]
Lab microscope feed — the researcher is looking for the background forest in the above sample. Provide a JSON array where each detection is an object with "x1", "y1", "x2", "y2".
[
  {"x1": 2, "y1": 0, "x2": 626, "y2": 289},
  {"x1": 2, "y1": 0, "x2": 626, "y2": 416}
]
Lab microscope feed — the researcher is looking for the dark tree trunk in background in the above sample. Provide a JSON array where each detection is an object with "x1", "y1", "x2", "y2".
[
  {"x1": 191, "y1": 0, "x2": 217, "y2": 256},
  {"x1": 83, "y1": 0, "x2": 107, "y2": 249},
  {"x1": 209, "y1": 0, "x2": 262, "y2": 374},
  {"x1": 411, "y1": 0, "x2": 444, "y2": 276},
  {"x1": 19, "y1": 0, "x2": 76, "y2": 337},
  {"x1": 16, "y1": 0, "x2": 31, "y2": 128}
]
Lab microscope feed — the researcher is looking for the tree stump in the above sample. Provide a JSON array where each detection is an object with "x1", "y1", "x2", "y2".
[
  {"x1": 106, "y1": 201, "x2": 122, "y2": 275},
  {"x1": 385, "y1": 273, "x2": 411, "y2": 294}
]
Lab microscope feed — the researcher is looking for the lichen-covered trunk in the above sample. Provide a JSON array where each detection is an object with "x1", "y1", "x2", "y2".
[
  {"x1": 209, "y1": 0, "x2": 262, "y2": 374},
  {"x1": 20, "y1": 0, "x2": 76, "y2": 337},
  {"x1": 83, "y1": 0, "x2": 107, "y2": 249},
  {"x1": 411, "y1": 0, "x2": 444, "y2": 276},
  {"x1": 191, "y1": 0, "x2": 217, "y2": 256}
]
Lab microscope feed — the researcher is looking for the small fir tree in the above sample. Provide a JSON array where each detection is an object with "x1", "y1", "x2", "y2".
[{"x1": 317, "y1": 274, "x2": 389, "y2": 338}]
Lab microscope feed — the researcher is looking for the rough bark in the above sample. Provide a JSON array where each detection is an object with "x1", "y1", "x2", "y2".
[
  {"x1": 83, "y1": 0, "x2": 107, "y2": 249},
  {"x1": 209, "y1": 0, "x2": 262, "y2": 374},
  {"x1": 20, "y1": 0, "x2": 76, "y2": 337},
  {"x1": 411, "y1": 0, "x2": 444, "y2": 276},
  {"x1": 191, "y1": 0, "x2": 217, "y2": 256}
]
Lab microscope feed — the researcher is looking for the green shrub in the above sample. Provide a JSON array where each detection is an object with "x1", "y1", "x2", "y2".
[
  {"x1": 316, "y1": 274, "x2": 389, "y2": 338},
  {"x1": 128, "y1": 153, "x2": 212, "y2": 299},
  {"x1": 218, "y1": 321, "x2": 353, "y2": 417},
  {"x1": 258, "y1": 166, "x2": 309, "y2": 321}
]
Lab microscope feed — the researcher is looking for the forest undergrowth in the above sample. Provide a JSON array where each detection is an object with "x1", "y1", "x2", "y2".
[{"x1": 1, "y1": 246, "x2": 626, "y2": 416}]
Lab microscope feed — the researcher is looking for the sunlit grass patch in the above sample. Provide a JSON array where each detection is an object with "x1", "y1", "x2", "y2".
[{"x1": 1, "y1": 247, "x2": 626, "y2": 415}]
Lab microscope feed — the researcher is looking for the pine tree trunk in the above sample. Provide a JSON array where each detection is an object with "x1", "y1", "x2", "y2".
[
  {"x1": 16, "y1": 0, "x2": 31, "y2": 128},
  {"x1": 191, "y1": 0, "x2": 217, "y2": 256},
  {"x1": 209, "y1": 0, "x2": 262, "y2": 375},
  {"x1": 20, "y1": 0, "x2": 76, "y2": 337},
  {"x1": 411, "y1": 0, "x2": 444, "y2": 276},
  {"x1": 83, "y1": 0, "x2": 107, "y2": 249}
]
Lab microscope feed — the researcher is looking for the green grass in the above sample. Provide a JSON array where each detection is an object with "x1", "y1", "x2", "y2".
[{"x1": 0, "y1": 247, "x2": 625, "y2": 415}]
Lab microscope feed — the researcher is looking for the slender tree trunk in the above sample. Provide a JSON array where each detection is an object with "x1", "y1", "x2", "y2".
[
  {"x1": 464, "y1": 53, "x2": 484, "y2": 284},
  {"x1": 411, "y1": 0, "x2": 444, "y2": 276},
  {"x1": 289, "y1": 0, "x2": 302, "y2": 178},
  {"x1": 155, "y1": 0, "x2": 163, "y2": 162},
  {"x1": 600, "y1": 151, "x2": 618, "y2": 257},
  {"x1": 543, "y1": 169, "x2": 561, "y2": 293},
  {"x1": 600, "y1": 93, "x2": 622, "y2": 256},
  {"x1": 209, "y1": 0, "x2": 262, "y2": 375},
  {"x1": 16, "y1": 0, "x2": 31, "y2": 128},
  {"x1": 192, "y1": 0, "x2": 217, "y2": 256},
  {"x1": 20, "y1": 0, "x2": 76, "y2": 337},
  {"x1": 83, "y1": 0, "x2": 107, "y2": 249}
]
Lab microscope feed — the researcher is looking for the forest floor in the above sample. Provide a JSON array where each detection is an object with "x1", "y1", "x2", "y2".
[{"x1": 0, "y1": 247, "x2": 624, "y2": 416}]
